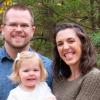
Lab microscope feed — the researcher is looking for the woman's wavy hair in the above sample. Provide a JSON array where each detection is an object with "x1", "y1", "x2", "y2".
[{"x1": 53, "y1": 23, "x2": 97, "y2": 79}]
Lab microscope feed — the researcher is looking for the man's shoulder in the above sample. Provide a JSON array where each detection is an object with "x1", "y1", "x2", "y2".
[
  {"x1": 0, "y1": 47, "x2": 4, "y2": 52},
  {"x1": 39, "y1": 54, "x2": 52, "y2": 62},
  {"x1": 29, "y1": 48, "x2": 52, "y2": 62},
  {"x1": 0, "y1": 47, "x2": 6, "y2": 56}
]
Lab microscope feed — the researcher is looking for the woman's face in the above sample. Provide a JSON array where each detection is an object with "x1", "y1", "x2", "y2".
[{"x1": 56, "y1": 28, "x2": 82, "y2": 67}]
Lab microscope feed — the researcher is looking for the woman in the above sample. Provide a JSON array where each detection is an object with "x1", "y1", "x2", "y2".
[{"x1": 52, "y1": 23, "x2": 100, "y2": 100}]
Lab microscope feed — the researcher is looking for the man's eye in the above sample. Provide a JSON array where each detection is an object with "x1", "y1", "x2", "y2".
[
  {"x1": 21, "y1": 24, "x2": 29, "y2": 27},
  {"x1": 9, "y1": 23, "x2": 17, "y2": 27}
]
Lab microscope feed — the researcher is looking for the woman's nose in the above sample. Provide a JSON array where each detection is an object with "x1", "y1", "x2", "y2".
[{"x1": 63, "y1": 43, "x2": 70, "y2": 49}]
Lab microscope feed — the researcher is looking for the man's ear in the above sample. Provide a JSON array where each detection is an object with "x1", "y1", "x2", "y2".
[
  {"x1": 32, "y1": 25, "x2": 35, "y2": 33},
  {"x1": 0, "y1": 25, "x2": 2, "y2": 33},
  {"x1": 0, "y1": 25, "x2": 5, "y2": 38},
  {"x1": 32, "y1": 26, "x2": 36, "y2": 36}
]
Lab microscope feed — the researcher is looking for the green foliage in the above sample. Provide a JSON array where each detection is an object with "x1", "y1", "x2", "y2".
[
  {"x1": 91, "y1": 32, "x2": 100, "y2": 66},
  {"x1": 0, "y1": 37, "x2": 4, "y2": 47},
  {"x1": 0, "y1": 40, "x2": 3, "y2": 47},
  {"x1": 97, "y1": 54, "x2": 100, "y2": 67},
  {"x1": 30, "y1": 39, "x2": 53, "y2": 59},
  {"x1": 1, "y1": 0, "x2": 100, "y2": 64},
  {"x1": 91, "y1": 32, "x2": 100, "y2": 51}
]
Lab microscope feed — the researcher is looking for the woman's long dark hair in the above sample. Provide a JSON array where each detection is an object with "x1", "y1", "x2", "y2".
[{"x1": 53, "y1": 23, "x2": 97, "y2": 79}]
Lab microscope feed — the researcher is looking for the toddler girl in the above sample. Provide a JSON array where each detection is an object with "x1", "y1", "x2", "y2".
[{"x1": 7, "y1": 51, "x2": 56, "y2": 100}]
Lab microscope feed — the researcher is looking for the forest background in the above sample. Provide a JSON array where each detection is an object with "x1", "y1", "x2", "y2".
[{"x1": 0, "y1": 0, "x2": 100, "y2": 66}]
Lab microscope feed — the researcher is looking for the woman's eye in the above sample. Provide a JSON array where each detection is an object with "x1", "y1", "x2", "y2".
[
  {"x1": 69, "y1": 40, "x2": 74, "y2": 43},
  {"x1": 68, "y1": 39, "x2": 75, "y2": 43},
  {"x1": 56, "y1": 42, "x2": 63, "y2": 46}
]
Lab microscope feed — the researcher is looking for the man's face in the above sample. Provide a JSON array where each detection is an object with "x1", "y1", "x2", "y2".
[{"x1": 2, "y1": 9, "x2": 35, "y2": 49}]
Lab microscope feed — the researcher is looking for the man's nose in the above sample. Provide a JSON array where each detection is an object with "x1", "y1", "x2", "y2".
[{"x1": 16, "y1": 25, "x2": 22, "y2": 30}]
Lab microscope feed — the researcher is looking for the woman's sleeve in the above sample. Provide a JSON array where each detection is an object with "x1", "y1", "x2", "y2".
[{"x1": 76, "y1": 71, "x2": 100, "y2": 100}]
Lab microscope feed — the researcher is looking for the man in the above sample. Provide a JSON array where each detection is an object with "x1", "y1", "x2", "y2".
[{"x1": 0, "y1": 4, "x2": 53, "y2": 100}]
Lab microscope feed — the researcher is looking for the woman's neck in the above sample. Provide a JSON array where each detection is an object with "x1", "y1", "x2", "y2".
[{"x1": 68, "y1": 64, "x2": 81, "y2": 81}]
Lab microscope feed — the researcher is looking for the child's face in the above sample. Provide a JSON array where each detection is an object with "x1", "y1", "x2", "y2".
[{"x1": 19, "y1": 58, "x2": 41, "y2": 90}]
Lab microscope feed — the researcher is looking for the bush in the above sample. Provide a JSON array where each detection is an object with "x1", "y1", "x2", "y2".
[{"x1": 91, "y1": 32, "x2": 100, "y2": 66}]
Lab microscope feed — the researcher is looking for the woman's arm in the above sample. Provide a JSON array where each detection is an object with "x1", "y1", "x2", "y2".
[{"x1": 76, "y1": 70, "x2": 100, "y2": 100}]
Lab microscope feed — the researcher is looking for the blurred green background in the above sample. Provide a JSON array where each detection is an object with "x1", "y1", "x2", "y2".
[{"x1": 0, "y1": 0, "x2": 100, "y2": 66}]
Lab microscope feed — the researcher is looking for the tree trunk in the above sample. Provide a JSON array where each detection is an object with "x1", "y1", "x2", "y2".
[
  {"x1": 90, "y1": 0, "x2": 96, "y2": 31},
  {"x1": 96, "y1": 0, "x2": 100, "y2": 28}
]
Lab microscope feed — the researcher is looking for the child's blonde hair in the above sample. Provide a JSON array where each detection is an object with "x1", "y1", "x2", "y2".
[{"x1": 9, "y1": 51, "x2": 48, "y2": 84}]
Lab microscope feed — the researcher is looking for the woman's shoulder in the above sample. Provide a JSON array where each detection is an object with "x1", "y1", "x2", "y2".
[
  {"x1": 83, "y1": 68, "x2": 100, "y2": 83},
  {"x1": 87, "y1": 68, "x2": 100, "y2": 76},
  {"x1": 77, "y1": 68, "x2": 100, "y2": 99}
]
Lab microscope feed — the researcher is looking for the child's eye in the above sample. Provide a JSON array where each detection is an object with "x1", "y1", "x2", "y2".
[
  {"x1": 23, "y1": 69, "x2": 29, "y2": 72},
  {"x1": 33, "y1": 69, "x2": 39, "y2": 72}
]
